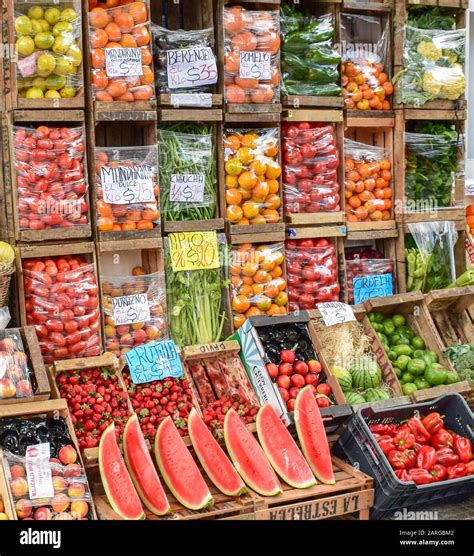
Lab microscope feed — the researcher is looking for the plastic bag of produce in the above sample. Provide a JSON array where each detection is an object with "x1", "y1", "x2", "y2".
[
  {"x1": 230, "y1": 243, "x2": 287, "y2": 329},
  {"x1": 22, "y1": 255, "x2": 101, "y2": 363},
  {"x1": 340, "y1": 13, "x2": 393, "y2": 110},
  {"x1": 405, "y1": 122, "x2": 462, "y2": 211},
  {"x1": 164, "y1": 232, "x2": 229, "y2": 347},
  {"x1": 285, "y1": 238, "x2": 339, "y2": 312},
  {"x1": 94, "y1": 145, "x2": 160, "y2": 233},
  {"x1": 157, "y1": 123, "x2": 217, "y2": 222},
  {"x1": 395, "y1": 26, "x2": 466, "y2": 106},
  {"x1": 89, "y1": 0, "x2": 154, "y2": 102},
  {"x1": 224, "y1": 5, "x2": 280, "y2": 104},
  {"x1": 406, "y1": 221, "x2": 458, "y2": 292},
  {"x1": 223, "y1": 128, "x2": 282, "y2": 226},
  {"x1": 282, "y1": 122, "x2": 340, "y2": 215},
  {"x1": 280, "y1": 5, "x2": 341, "y2": 98},
  {"x1": 152, "y1": 26, "x2": 217, "y2": 95},
  {"x1": 13, "y1": 125, "x2": 89, "y2": 232},
  {"x1": 14, "y1": 3, "x2": 83, "y2": 100},
  {"x1": 0, "y1": 329, "x2": 34, "y2": 399},
  {"x1": 344, "y1": 139, "x2": 393, "y2": 224},
  {"x1": 101, "y1": 271, "x2": 168, "y2": 358}
]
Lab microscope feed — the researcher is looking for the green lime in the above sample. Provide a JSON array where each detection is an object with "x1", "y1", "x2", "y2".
[
  {"x1": 414, "y1": 377, "x2": 431, "y2": 391},
  {"x1": 401, "y1": 371, "x2": 415, "y2": 384},
  {"x1": 388, "y1": 350, "x2": 398, "y2": 362},
  {"x1": 15, "y1": 15, "x2": 33, "y2": 36},
  {"x1": 411, "y1": 336, "x2": 426, "y2": 350},
  {"x1": 383, "y1": 319, "x2": 396, "y2": 336},
  {"x1": 392, "y1": 314, "x2": 406, "y2": 328},
  {"x1": 34, "y1": 31, "x2": 54, "y2": 49},
  {"x1": 395, "y1": 354, "x2": 411, "y2": 371},
  {"x1": 59, "y1": 8, "x2": 78, "y2": 22},
  {"x1": 28, "y1": 6, "x2": 44, "y2": 20},
  {"x1": 445, "y1": 370, "x2": 460, "y2": 385},
  {"x1": 392, "y1": 344, "x2": 413, "y2": 357},
  {"x1": 16, "y1": 36, "x2": 35, "y2": 57},
  {"x1": 44, "y1": 7, "x2": 61, "y2": 25},
  {"x1": 372, "y1": 312, "x2": 384, "y2": 324},
  {"x1": 424, "y1": 364, "x2": 447, "y2": 386},
  {"x1": 407, "y1": 358, "x2": 426, "y2": 377},
  {"x1": 402, "y1": 383, "x2": 418, "y2": 396}
]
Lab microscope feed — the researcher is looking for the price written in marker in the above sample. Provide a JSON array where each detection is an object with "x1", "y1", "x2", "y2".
[
  {"x1": 353, "y1": 274, "x2": 393, "y2": 304},
  {"x1": 101, "y1": 165, "x2": 155, "y2": 205},
  {"x1": 105, "y1": 48, "x2": 143, "y2": 78},
  {"x1": 170, "y1": 93, "x2": 212, "y2": 108},
  {"x1": 168, "y1": 231, "x2": 219, "y2": 272},
  {"x1": 169, "y1": 174, "x2": 205, "y2": 203},
  {"x1": 239, "y1": 51, "x2": 271, "y2": 80},
  {"x1": 125, "y1": 340, "x2": 183, "y2": 384},
  {"x1": 317, "y1": 302, "x2": 356, "y2": 327},
  {"x1": 112, "y1": 294, "x2": 151, "y2": 326},
  {"x1": 167, "y1": 47, "x2": 218, "y2": 89}
]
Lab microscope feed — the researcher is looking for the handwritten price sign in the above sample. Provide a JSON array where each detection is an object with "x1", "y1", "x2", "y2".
[
  {"x1": 169, "y1": 174, "x2": 205, "y2": 203},
  {"x1": 112, "y1": 294, "x2": 151, "y2": 326},
  {"x1": 105, "y1": 48, "x2": 143, "y2": 78},
  {"x1": 353, "y1": 274, "x2": 393, "y2": 304},
  {"x1": 125, "y1": 340, "x2": 183, "y2": 385},
  {"x1": 167, "y1": 47, "x2": 218, "y2": 89},
  {"x1": 239, "y1": 51, "x2": 271, "y2": 80},
  {"x1": 101, "y1": 165, "x2": 155, "y2": 205},
  {"x1": 317, "y1": 302, "x2": 356, "y2": 327},
  {"x1": 169, "y1": 231, "x2": 219, "y2": 272}
]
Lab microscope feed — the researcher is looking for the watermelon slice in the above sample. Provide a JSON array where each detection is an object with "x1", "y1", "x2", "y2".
[
  {"x1": 99, "y1": 423, "x2": 145, "y2": 520},
  {"x1": 188, "y1": 408, "x2": 247, "y2": 497},
  {"x1": 154, "y1": 416, "x2": 213, "y2": 511},
  {"x1": 256, "y1": 404, "x2": 316, "y2": 489},
  {"x1": 294, "y1": 386, "x2": 335, "y2": 485},
  {"x1": 123, "y1": 414, "x2": 171, "y2": 516},
  {"x1": 223, "y1": 408, "x2": 282, "y2": 497}
]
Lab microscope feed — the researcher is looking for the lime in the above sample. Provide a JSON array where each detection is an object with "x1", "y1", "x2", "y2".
[
  {"x1": 37, "y1": 53, "x2": 56, "y2": 75},
  {"x1": 414, "y1": 377, "x2": 431, "y2": 391},
  {"x1": 38, "y1": 19, "x2": 51, "y2": 32},
  {"x1": 59, "y1": 86, "x2": 76, "y2": 98},
  {"x1": 424, "y1": 364, "x2": 447, "y2": 386},
  {"x1": 34, "y1": 31, "x2": 54, "y2": 49},
  {"x1": 392, "y1": 314, "x2": 406, "y2": 328},
  {"x1": 25, "y1": 86, "x2": 44, "y2": 98},
  {"x1": 445, "y1": 370, "x2": 460, "y2": 385},
  {"x1": 15, "y1": 15, "x2": 33, "y2": 36},
  {"x1": 31, "y1": 20, "x2": 42, "y2": 35},
  {"x1": 66, "y1": 44, "x2": 82, "y2": 66},
  {"x1": 401, "y1": 371, "x2": 415, "y2": 384},
  {"x1": 372, "y1": 312, "x2": 384, "y2": 324},
  {"x1": 402, "y1": 383, "x2": 418, "y2": 396},
  {"x1": 395, "y1": 354, "x2": 411, "y2": 372},
  {"x1": 53, "y1": 35, "x2": 74, "y2": 55},
  {"x1": 407, "y1": 358, "x2": 426, "y2": 377},
  {"x1": 44, "y1": 7, "x2": 61, "y2": 25},
  {"x1": 59, "y1": 8, "x2": 78, "y2": 22},
  {"x1": 32, "y1": 76, "x2": 46, "y2": 91},
  {"x1": 394, "y1": 367, "x2": 402, "y2": 379},
  {"x1": 52, "y1": 21, "x2": 73, "y2": 37},
  {"x1": 387, "y1": 350, "x2": 397, "y2": 362},
  {"x1": 411, "y1": 336, "x2": 426, "y2": 350},
  {"x1": 28, "y1": 6, "x2": 44, "y2": 20},
  {"x1": 16, "y1": 36, "x2": 35, "y2": 57},
  {"x1": 412, "y1": 349, "x2": 425, "y2": 359},
  {"x1": 45, "y1": 89, "x2": 61, "y2": 98},
  {"x1": 45, "y1": 74, "x2": 66, "y2": 90}
]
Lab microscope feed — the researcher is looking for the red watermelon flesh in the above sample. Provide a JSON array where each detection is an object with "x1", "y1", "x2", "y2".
[
  {"x1": 188, "y1": 408, "x2": 246, "y2": 497},
  {"x1": 123, "y1": 414, "x2": 171, "y2": 516},
  {"x1": 154, "y1": 416, "x2": 213, "y2": 510},
  {"x1": 99, "y1": 423, "x2": 145, "y2": 520},
  {"x1": 294, "y1": 386, "x2": 335, "y2": 485},
  {"x1": 224, "y1": 408, "x2": 282, "y2": 497},
  {"x1": 256, "y1": 404, "x2": 316, "y2": 489}
]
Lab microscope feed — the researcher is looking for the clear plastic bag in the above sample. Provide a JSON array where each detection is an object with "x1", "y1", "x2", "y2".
[
  {"x1": 0, "y1": 329, "x2": 33, "y2": 400},
  {"x1": 89, "y1": 1, "x2": 154, "y2": 102},
  {"x1": 152, "y1": 26, "x2": 217, "y2": 94},
  {"x1": 224, "y1": 5, "x2": 280, "y2": 104},
  {"x1": 157, "y1": 123, "x2": 217, "y2": 222},
  {"x1": 101, "y1": 271, "x2": 168, "y2": 358},
  {"x1": 282, "y1": 123, "x2": 340, "y2": 215},
  {"x1": 13, "y1": 125, "x2": 89, "y2": 231},
  {"x1": 396, "y1": 25, "x2": 466, "y2": 106},
  {"x1": 280, "y1": 6, "x2": 341, "y2": 98},
  {"x1": 341, "y1": 13, "x2": 393, "y2": 110},
  {"x1": 230, "y1": 243, "x2": 287, "y2": 329},
  {"x1": 406, "y1": 221, "x2": 458, "y2": 292},
  {"x1": 14, "y1": 2, "x2": 83, "y2": 100},
  {"x1": 94, "y1": 145, "x2": 160, "y2": 233},
  {"x1": 344, "y1": 139, "x2": 393, "y2": 223},
  {"x1": 285, "y1": 238, "x2": 340, "y2": 312},
  {"x1": 22, "y1": 255, "x2": 101, "y2": 364},
  {"x1": 223, "y1": 127, "x2": 282, "y2": 225}
]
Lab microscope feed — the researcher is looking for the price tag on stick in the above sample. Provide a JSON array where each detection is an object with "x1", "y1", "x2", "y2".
[
  {"x1": 317, "y1": 302, "x2": 356, "y2": 327},
  {"x1": 169, "y1": 231, "x2": 219, "y2": 272},
  {"x1": 125, "y1": 340, "x2": 183, "y2": 384}
]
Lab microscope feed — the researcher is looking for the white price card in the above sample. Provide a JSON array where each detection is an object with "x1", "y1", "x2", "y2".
[
  {"x1": 25, "y1": 443, "x2": 54, "y2": 500},
  {"x1": 105, "y1": 48, "x2": 143, "y2": 78},
  {"x1": 167, "y1": 47, "x2": 218, "y2": 89},
  {"x1": 169, "y1": 174, "x2": 205, "y2": 203},
  {"x1": 112, "y1": 294, "x2": 151, "y2": 326},
  {"x1": 170, "y1": 93, "x2": 213, "y2": 108},
  {"x1": 316, "y1": 302, "x2": 356, "y2": 327},
  {"x1": 101, "y1": 165, "x2": 155, "y2": 205},
  {"x1": 239, "y1": 51, "x2": 271, "y2": 80}
]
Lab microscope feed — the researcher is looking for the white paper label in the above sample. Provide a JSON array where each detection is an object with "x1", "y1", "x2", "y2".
[
  {"x1": 169, "y1": 174, "x2": 205, "y2": 203},
  {"x1": 25, "y1": 443, "x2": 54, "y2": 500},
  {"x1": 17, "y1": 51, "x2": 42, "y2": 78},
  {"x1": 317, "y1": 302, "x2": 356, "y2": 327},
  {"x1": 170, "y1": 93, "x2": 213, "y2": 108},
  {"x1": 166, "y1": 47, "x2": 218, "y2": 89},
  {"x1": 112, "y1": 294, "x2": 151, "y2": 326},
  {"x1": 101, "y1": 165, "x2": 155, "y2": 205},
  {"x1": 105, "y1": 48, "x2": 143, "y2": 77},
  {"x1": 239, "y1": 51, "x2": 271, "y2": 80}
]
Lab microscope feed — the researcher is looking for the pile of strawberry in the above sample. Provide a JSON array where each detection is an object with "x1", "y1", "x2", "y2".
[
  {"x1": 122, "y1": 370, "x2": 195, "y2": 441},
  {"x1": 202, "y1": 394, "x2": 259, "y2": 431},
  {"x1": 56, "y1": 367, "x2": 130, "y2": 451}
]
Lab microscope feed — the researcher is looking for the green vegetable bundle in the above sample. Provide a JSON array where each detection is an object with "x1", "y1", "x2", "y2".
[
  {"x1": 443, "y1": 344, "x2": 474, "y2": 385},
  {"x1": 280, "y1": 3, "x2": 341, "y2": 97},
  {"x1": 157, "y1": 122, "x2": 216, "y2": 222}
]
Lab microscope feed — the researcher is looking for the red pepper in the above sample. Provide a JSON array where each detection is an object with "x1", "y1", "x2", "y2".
[
  {"x1": 394, "y1": 469, "x2": 410, "y2": 482},
  {"x1": 385, "y1": 424, "x2": 399, "y2": 437},
  {"x1": 404, "y1": 449, "x2": 417, "y2": 470},
  {"x1": 393, "y1": 429, "x2": 416, "y2": 450},
  {"x1": 416, "y1": 445, "x2": 437, "y2": 470},
  {"x1": 421, "y1": 412, "x2": 444, "y2": 435},
  {"x1": 430, "y1": 428, "x2": 454, "y2": 449},
  {"x1": 453, "y1": 436, "x2": 472, "y2": 463},
  {"x1": 370, "y1": 424, "x2": 390, "y2": 435},
  {"x1": 407, "y1": 417, "x2": 431, "y2": 444},
  {"x1": 436, "y1": 447, "x2": 459, "y2": 467},
  {"x1": 431, "y1": 463, "x2": 447, "y2": 482},
  {"x1": 446, "y1": 463, "x2": 467, "y2": 480},
  {"x1": 377, "y1": 435, "x2": 395, "y2": 455},
  {"x1": 388, "y1": 450, "x2": 410, "y2": 470},
  {"x1": 466, "y1": 461, "x2": 474, "y2": 475},
  {"x1": 408, "y1": 468, "x2": 435, "y2": 485}
]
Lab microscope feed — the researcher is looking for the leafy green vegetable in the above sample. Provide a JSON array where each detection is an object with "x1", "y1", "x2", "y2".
[
  {"x1": 407, "y1": 6, "x2": 457, "y2": 31},
  {"x1": 443, "y1": 344, "x2": 474, "y2": 385}
]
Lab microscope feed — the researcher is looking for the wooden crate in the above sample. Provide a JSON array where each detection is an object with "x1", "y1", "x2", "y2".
[
  {"x1": 3, "y1": 0, "x2": 85, "y2": 111},
  {"x1": 0, "y1": 398, "x2": 98, "y2": 520},
  {"x1": 364, "y1": 292, "x2": 471, "y2": 402},
  {"x1": 0, "y1": 464, "x2": 15, "y2": 520},
  {"x1": 2, "y1": 110, "x2": 92, "y2": 244},
  {"x1": 342, "y1": 0, "x2": 392, "y2": 13}
]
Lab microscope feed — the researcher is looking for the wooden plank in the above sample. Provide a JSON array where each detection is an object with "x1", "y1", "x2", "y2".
[
  {"x1": 342, "y1": 0, "x2": 392, "y2": 13},
  {"x1": 282, "y1": 109, "x2": 344, "y2": 123},
  {"x1": 182, "y1": 340, "x2": 240, "y2": 359},
  {"x1": 286, "y1": 225, "x2": 346, "y2": 240},
  {"x1": 158, "y1": 108, "x2": 223, "y2": 122},
  {"x1": 407, "y1": 0, "x2": 467, "y2": 7},
  {"x1": 412, "y1": 380, "x2": 471, "y2": 403},
  {"x1": 286, "y1": 212, "x2": 345, "y2": 226},
  {"x1": 282, "y1": 96, "x2": 344, "y2": 109},
  {"x1": 224, "y1": 111, "x2": 282, "y2": 123},
  {"x1": 404, "y1": 109, "x2": 466, "y2": 121},
  {"x1": 401, "y1": 208, "x2": 466, "y2": 224},
  {"x1": 230, "y1": 231, "x2": 286, "y2": 244},
  {"x1": 346, "y1": 113, "x2": 395, "y2": 128},
  {"x1": 226, "y1": 104, "x2": 282, "y2": 114},
  {"x1": 346, "y1": 228, "x2": 398, "y2": 240},
  {"x1": 18, "y1": 241, "x2": 95, "y2": 259},
  {"x1": 163, "y1": 219, "x2": 225, "y2": 233},
  {"x1": 12, "y1": 110, "x2": 85, "y2": 123},
  {"x1": 158, "y1": 94, "x2": 222, "y2": 107},
  {"x1": 347, "y1": 221, "x2": 397, "y2": 232},
  {"x1": 97, "y1": 238, "x2": 163, "y2": 253},
  {"x1": 227, "y1": 222, "x2": 286, "y2": 236}
]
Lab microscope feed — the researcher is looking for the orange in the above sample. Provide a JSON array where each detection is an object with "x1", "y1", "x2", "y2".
[
  {"x1": 235, "y1": 77, "x2": 258, "y2": 90},
  {"x1": 120, "y1": 33, "x2": 138, "y2": 48},
  {"x1": 98, "y1": 216, "x2": 114, "y2": 231},
  {"x1": 114, "y1": 11, "x2": 134, "y2": 32},
  {"x1": 232, "y1": 295, "x2": 250, "y2": 314},
  {"x1": 265, "y1": 163, "x2": 281, "y2": 179},
  {"x1": 238, "y1": 171, "x2": 257, "y2": 190},
  {"x1": 226, "y1": 84, "x2": 246, "y2": 104},
  {"x1": 238, "y1": 188, "x2": 252, "y2": 201},
  {"x1": 270, "y1": 265, "x2": 282, "y2": 278},
  {"x1": 370, "y1": 210, "x2": 383, "y2": 221},
  {"x1": 224, "y1": 6, "x2": 245, "y2": 35},
  {"x1": 224, "y1": 134, "x2": 240, "y2": 152},
  {"x1": 257, "y1": 30, "x2": 280, "y2": 54},
  {"x1": 274, "y1": 291, "x2": 288, "y2": 307},
  {"x1": 226, "y1": 205, "x2": 243, "y2": 222},
  {"x1": 354, "y1": 206, "x2": 369, "y2": 221},
  {"x1": 122, "y1": 221, "x2": 137, "y2": 230},
  {"x1": 142, "y1": 208, "x2": 160, "y2": 221},
  {"x1": 237, "y1": 146, "x2": 253, "y2": 164},
  {"x1": 252, "y1": 181, "x2": 269, "y2": 201},
  {"x1": 91, "y1": 29, "x2": 108, "y2": 48},
  {"x1": 245, "y1": 307, "x2": 263, "y2": 318},
  {"x1": 126, "y1": 208, "x2": 142, "y2": 221},
  {"x1": 92, "y1": 48, "x2": 105, "y2": 69},
  {"x1": 231, "y1": 31, "x2": 257, "y2": 52},
  {"x1": 106, "y1": 80, "x2": 128, "y2": 98},
  {"x1": 381, "y1": 169, "x2": 392, "y2": 181},
  {"x1": 140, "y1": 66, "x2": 154, "y2": 85},
  {"x1": 225, "y1": 175, "x2": 238, "y2": 188},
  {"x1": 242, "y1": 200, "x2": 259, "y2": 220},
  {"x1": 133, "y1": 85, "x2": 154, "y2": 100},
  {"x1": 105, "y1": 22, "x2": 122, "y2": 42},
  {"x1": 253, "y1": 270, "x2": 271, "y2": 284},
  {"x1": 262, "y1": 209, "x2": 279, "y2": 223},
  {"x1": 226, "y1": 189, "x2": 242, "y2": 206},
  {"x1": 249, "y1": 159, "x2": 267, "y2": 176},
  {"x1": 380, "y1": 159, "x2": 391, "y2": 170},
  {"x1": 224, "y1": 50, "x2": 240, "y2": 74},
  {"x1": 348, "y1": 196, "x2": 361, "y2": 209},
  {"x1": 249, "y1": 215, "x2": 266, "y2": 225},
  {"x1": 132, "y1": 25, "x2": 150, "y2": 46},
  {"x1": 128, "y1": 2, "x2": 148, "y2": 24},
  {"x1": 265, "y1": 194, "x2": 281, "y2": 210},
  {"x1": 267, "y1": 179, "x2": 279, "y2": 194},
  {"x1": 140, "y1": 46, "x2": 152, "y2": 65},
  {"x1": 97, "y1": 200, "x2": 112, "y2": 217},
  {"x1": 117, "y1": 91, "x2": 134, "y2": 101},
  {"x1": 90, "y1": 7, "x2": 111, "y2": 29},
  {"x1": 93, "y1": 70, "x2": 109, "y2": 90},
  {"x1": 251, "y1": 86, "x2": 273, "y2": 104},
  {"x1": 239, "y1": 284, "x2": 253, "y2": 298},
  {"x1": 137, "y1": 220, "x2": 153, "y2": 230},
  {"x1": 233, "y1": 314, "x2": 246, "y2": 329}
]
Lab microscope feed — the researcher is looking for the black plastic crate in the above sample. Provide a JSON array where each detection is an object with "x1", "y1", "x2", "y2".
[{"x1": 332, "y1": 394, "x2": 474, "y2": 519}]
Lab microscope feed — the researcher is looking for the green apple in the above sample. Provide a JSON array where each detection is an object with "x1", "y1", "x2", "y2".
[
  {"x1": 28, "y1": 6, "x2": 44, "y2": 20},
  {"x1": 44, "y1": 7, "x2": 61, "y2": 25},
  {"x1": 16, "y1": 36, "x2": 35, "y2": 57},
  {"x1": 53, "y1": 57, "x2": 74, "y2": 76},
  {"x1": 15, "y1": 15, "x2": 33, "y2": 36},
  {"x1": 25, "y1": 86, "x2": 44, "y2": 98},
  {"x1": 36, "y1": 52, "x2": 56, "y2": 75},
  {"x1": 59, "y1": 8, "x2": 78, "y2": 22},
  {"x1": 34, "y1": 31, "x2": 54, "y2": 50},
  {"x1": 45, "y1": 89, "x2": 61, "y2": 98},
  {"x1": 52, "y1": 35, "x2": 73, "y2": 55},
  {"x1": 30, "y1": 20, "x2": 42, "y2": 35},
  {"x1": 32, "y1": 76, "x2": 47, "y2": 91}
]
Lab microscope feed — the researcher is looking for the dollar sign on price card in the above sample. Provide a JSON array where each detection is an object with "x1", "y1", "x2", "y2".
[{"x1": 169, "y1": 231, "x2": 219, "y2": 272}]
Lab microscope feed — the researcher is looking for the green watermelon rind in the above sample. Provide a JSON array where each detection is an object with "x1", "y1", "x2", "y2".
[
  {"x1": 99, "y1": 422, "x2": 145, "y2": 521},
  {"x1": 188, "y1": 408, "x2": 247, "y2": 497},
  {"x1": 154, "y1": 417, "x2": 214, "y2": 511},
  {"x1": 349, "y1": 356, "x2": 382, "y2": 389},
  {"x1": 224, "y1": 409, "x2": 282, "y2": 497},
  {"x1": 256, "y1": 404, "x2": 316, "y2": 490},
  {"x1": 344, "y1": 391, "x2": 367, "y2": 405},
  {"x1": 338, "y1": 374, "x2": 352, "y2": 392},
  {"x1": 123, "y1": 414, "x2": 171, "y2": 516},
  {"x1": 294, "y1": 387, "x2": 336, "y2": 485},
  {"x1": 364, "y1": 388, "x2": 391, "y2": 402}
]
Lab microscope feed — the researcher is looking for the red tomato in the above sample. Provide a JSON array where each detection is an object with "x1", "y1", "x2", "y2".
[{"x1": 316, "y1": 383, "x2": 332, "y2": 397}]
